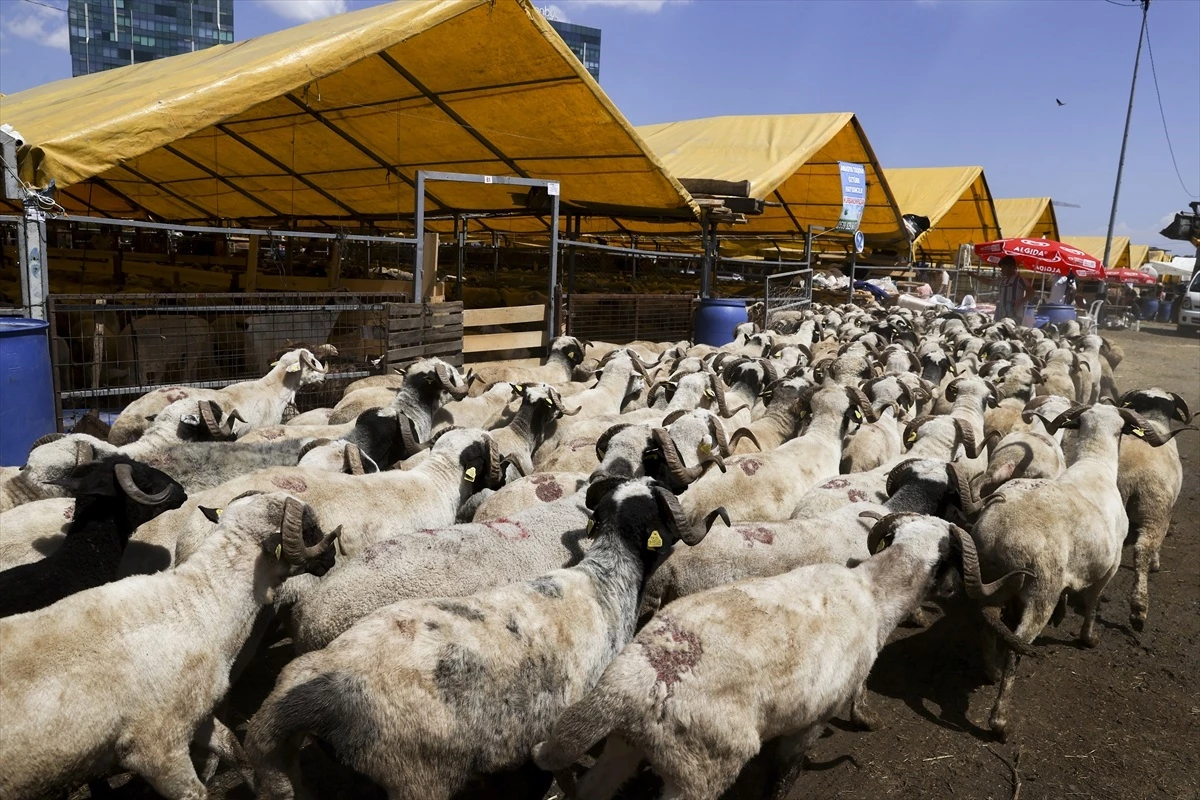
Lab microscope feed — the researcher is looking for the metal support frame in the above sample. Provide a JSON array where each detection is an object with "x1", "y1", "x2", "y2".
[
  {"x1": 415, "y1": 170, "x2": 561, "y2": 343},
  {"x1": 2, "y1": 126, "x2": 51, "y2": 320},
  {"x1": 700, "y1": 214, "x2": 719, "y2": 299}
]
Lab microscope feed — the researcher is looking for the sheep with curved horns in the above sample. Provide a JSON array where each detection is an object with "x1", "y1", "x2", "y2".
[
  {"x1": 1114, "y1": 388, "x2": 1195, "y2": 632},
  {"x1": 107, "y1": 346, "x2": 332, "y2": 445},
  {"x1": 244, "y1": 477, "x2": 723, "y2": 800},
  {"x1": 466, "y1": 335, "x2": 591, "y2": 396},
  {"x1": 966, "y1": 403, "x2": 1195, "y2": 741},
  {"x1": 533, "y1": 514, "x2": 1025, "y2": 800},
  {"x1": 675, "y1": 385, "x2": 878, "y2": 528},
  {"x1": 0, "y1": 460, "x2": 187, "y2": 618},
  {"x1": 0, "y1": 492, "x2": 340, "y2": 800}
]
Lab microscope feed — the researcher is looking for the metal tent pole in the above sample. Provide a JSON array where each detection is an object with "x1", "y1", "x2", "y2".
[{"x1": 1103, "y1": 0, "x2": 1150, "y2": 274}]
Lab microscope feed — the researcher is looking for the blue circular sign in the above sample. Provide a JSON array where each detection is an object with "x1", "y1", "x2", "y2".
[{"x1": 854, "y1": 230, "x2": 865, "y2": 254}]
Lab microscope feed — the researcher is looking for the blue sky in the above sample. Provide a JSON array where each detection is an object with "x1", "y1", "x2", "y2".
[{"x1": 1, "y1": 0, "x2": 1197, "y2": 254}]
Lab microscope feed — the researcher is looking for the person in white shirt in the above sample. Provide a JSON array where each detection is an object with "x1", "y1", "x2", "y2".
[{"x1": 1048, "y1": 270, "x2": 1077, "y2": 305}]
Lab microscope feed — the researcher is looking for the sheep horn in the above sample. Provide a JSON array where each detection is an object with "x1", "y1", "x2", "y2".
[
  {"x1": 113, "y1": 463, "x2": 174, "y2": 505},
  {"x1": 500, "y1": 454, "x2": 527, "y2": 478},
  {"x1": 398, "y1": 414, "x2": 429, "y2": 457},
  {"x1": 901, "y1": 416, "x2": 936, "y2": 449},
  {"x1": 707, "y1": 414, "x2": 730, "y2": 456},
  {"x1": 219, "y1": 409, "x2": 247, "y2": 438},
  {"x1": 594, "y1": 423, "x2": 634, "y2": 462},
  {"x1": 953, "y1": 525, "x2": 1034, "y2": 602},
  {"x1": 948, "y1": 461, "x2": 982, "y2": 516},
  {"x1": 865, "y1": 512, "x2": 918, "y2": 556},
  {"x1": 708, "y1": 372, "x2": 739, "y2": 418},
  {"x1": 549, "y1": 388, "x2": 580, "y2": 416},
  {"x1": 652, "y1": 427, "x2": 709, "y2": 486},
  {"x1": 435, "y1": 363, "x2": 469, "y2": 399},
  {"x1": 199, "y1": 401, "x2": 223, "y2": 438},
  {"x1": 729, "y1": 427, "x2": 761, "y2": 452},
  {"x1": 907, "y1": 351, "x2": 921, "y2": 372},
  {"x1": 1167, "y1": 392, "x2": 1193, "y2": 424},
  {"x1": 298, "y1": 438, "x2": 334, "y2": 459},
  {"x1": 885, "y1": 458, "x2": 921, "y2": 498},
  {"x1": 845, "y1": 386, "x2": 880, "y2": 424},
  {"x1": 280, "y1": 498, "x2": 340, "y2": 565},
  {"x1": 485, "y1": 436, "x2": 504, "y2": 488},
  {"x1": 31, "y1": 433, "x2": 66, "y2": 448},
  {"x1": 951, "y1": 419, "x2": 984, "y2": 459},
  {"x1": 758, "y1": 359, "x2": 779, "y2": 389},
  {"x1": 662, "y1": 409, "x2": 690, "y2": 426},
  {"x1": 703, "y1": 507, "x2": 731, "y2": 532},
  {"x1": 649, "y1": 485, "x2": 709, "y2": 546},
  {"x1": 343, "y1": 444, "x2": 366, "y2": 475},
  {"x1": 75, "y1": 441, "x2": 94, "y2": 466},
  {"x1": 1118, "y1": 408, "x2": 1198, "y2": 447},
  {"x1": 1040, "y1": 405, "x2": 1089, "y2": 434}
]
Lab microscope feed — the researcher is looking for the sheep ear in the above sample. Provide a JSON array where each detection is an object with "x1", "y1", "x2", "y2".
[
  {"x1": 199, "y1": 506, "x2": 223, "y2": 524},
  {"x1": 286, "y1": 363, "x2": 302, "y2": 373}
]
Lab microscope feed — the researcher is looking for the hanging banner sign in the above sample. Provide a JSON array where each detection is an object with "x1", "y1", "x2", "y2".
[{"x1": 835, "y1": 161, "x2": 867, "y2": 233}]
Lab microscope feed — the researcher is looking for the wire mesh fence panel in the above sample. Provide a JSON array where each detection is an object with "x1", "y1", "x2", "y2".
[
  {"x1": 565, "y1": 294, "x2": 695, "y2": 344},
  {"x1": 47, "y1": 292, "x2": 408, "y2": 429},
  {"x1": 763, "y1": 267, "x2": 814, "y2": 326}
]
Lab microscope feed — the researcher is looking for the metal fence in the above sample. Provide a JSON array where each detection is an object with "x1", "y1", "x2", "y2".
[
  {"x1": 47, "y1": 292, "x2": 407, "y2": 429},
  {"x1": 565, "y1": 293, "x2": 695, "y2": 344}
]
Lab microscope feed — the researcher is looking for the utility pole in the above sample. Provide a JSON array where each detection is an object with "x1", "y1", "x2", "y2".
[{"x1": 1103, "y1": 0, "x2": 1150, "y2": 273}]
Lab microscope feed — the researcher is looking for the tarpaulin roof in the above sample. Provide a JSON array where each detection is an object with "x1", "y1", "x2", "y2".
[
  {"x1": 992, "y1": 197, "x2": 1059, "y2": 241},
  {"x1": 0, "y1": 0, "x2": 696, "y2": 227},
  {"x1": 884, "y1": 166, "x2": 999, "y2": 264},
  {"x1": 1128, "y1": 244, "x2": 1149, "y2": 269},
  {"x1": 1059, "y1": 235, "x2": 1131, "y2": 270},
  {"x1": 624, "y1": 114, "x2": 908, "y2": 254}
]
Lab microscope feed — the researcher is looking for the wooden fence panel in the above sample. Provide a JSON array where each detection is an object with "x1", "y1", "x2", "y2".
[
  {"x1": 462, "y1": 303, "x2": 547, "y2": 365},
  {"x1": 384, "y1": 302, "x2": 465, "y2": 371}
]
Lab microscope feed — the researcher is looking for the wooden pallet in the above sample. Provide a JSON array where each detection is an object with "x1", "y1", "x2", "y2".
[{"x1": 384, "y1": 301, "x2": 464, "y2": 370}]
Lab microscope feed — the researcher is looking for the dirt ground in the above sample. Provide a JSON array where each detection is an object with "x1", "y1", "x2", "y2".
[{"x1": 82, "y1": 323, "x2": 1200, "y2": 800}]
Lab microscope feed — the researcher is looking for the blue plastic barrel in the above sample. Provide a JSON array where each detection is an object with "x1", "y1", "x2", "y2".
[
  {"x1": 1140, "y1": 299, "x2": 1159, "y2": 321},
  {"x1": 0, "y1": 318, "x2": 57, "y2": 467},
  {"x1": 1157, "y1": 302, "x2": 1172, "y2": 322},
  {"x1": 1036, "y1": 304, "x2": 1078, "y2": 326},
  {"x1": 694, "y1": 298, "x2": 748, "y2": 346}
]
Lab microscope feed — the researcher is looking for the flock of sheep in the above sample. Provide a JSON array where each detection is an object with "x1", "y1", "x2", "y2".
[{"x1": 0, "y1": 302, "x2": 1194, "y2": 800}]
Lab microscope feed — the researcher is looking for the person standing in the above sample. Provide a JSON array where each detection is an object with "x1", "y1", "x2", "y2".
[{"x1": 994, "y1": 256, "x2": 1031, "y2": 322}]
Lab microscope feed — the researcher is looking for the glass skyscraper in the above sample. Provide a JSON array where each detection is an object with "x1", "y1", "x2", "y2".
[
  {"x1": 548, "y1": 20, "x2": 601, "y2": 81},
  {"x1": 68, "y1": 0, "x2": 233, "y2": 77}
]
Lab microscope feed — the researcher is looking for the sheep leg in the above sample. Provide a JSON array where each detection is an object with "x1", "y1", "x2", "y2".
[
  {"x1": 1079, "y1": 565, "x2": 1118, "y2": 648},
  {"x1": 768, "y1": 724, "x2": 826, "y2": 800},
  {"x1": 989, "y1": 591, "x2": 1055, "y2": 742},
  {"x1": 121, "y1": 738, "x2": 207, "y2": 800},
  {"x1": 1130, "y1": 519, "x2": 1169, "y2": 632},
  {"x1": 850, "y1": 684, "x2": 881, "y2": 731},
  {"x1": 193, "y1": 714, "x2": 254, "y2": 789},
  {"x1": 575, "y1": 735, "x2": 642, "y2": 800}
]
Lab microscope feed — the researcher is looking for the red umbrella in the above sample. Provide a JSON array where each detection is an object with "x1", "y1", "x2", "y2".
[
  {"x1": 1107, "y1": 268, "x2": 1156, "y2": 285},
  {"x1": 973, "y1": 238, "x2": 1107, "y2": 280}
]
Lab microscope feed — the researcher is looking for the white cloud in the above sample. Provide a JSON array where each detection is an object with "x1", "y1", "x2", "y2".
[
  {"x1": 256, "y1": 0, "x2": 349, "y2": 23},
  {"x1": 565, "y1": 0, "x2": 691, "y2": 13},
  {"x1": 1, "y1": 2, "x2": 68, "y2": 52}
]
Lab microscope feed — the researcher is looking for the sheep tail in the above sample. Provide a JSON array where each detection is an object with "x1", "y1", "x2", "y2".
[{"x1": 533, "y1": 687, "x2": 622, "y2": 772}]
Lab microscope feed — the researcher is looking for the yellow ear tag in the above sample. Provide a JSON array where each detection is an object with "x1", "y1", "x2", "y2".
[
  {"x1": 286, "y1": 363, "x2": 301, "y2": 373},
  {"x1": 586, "y1": 519, "x2": 594, "y2": 534},
  {"x1": 1122, "y1": 402, "x2": 1131, "y2": 407},
  {"x1": 698, "y1": 441, "x2": 713, "y2": 455},
  {"x1": 647, "y1": 530, "x2": 663, "y2": 550},
  {"x1": 216, "y1": 508, "x2": 223, "y2": 517},
  {"x1": 704, "y1": 389, "x2": 715, "y2": 398},
  {"x1": 464, "y1": 466, "x2": 477, "y2": 482},
  {"x1": 854, "y1": 409, "x2": 863, "y2": 420},
  {"x1": 270, "y1": 360, "x2": 279, "y2": 367},
  {"x1": 1132, "y1": 427, "x2": 1145, "y2": 437},
  {"x1": 906, "y1": 432, "x2": 918, "y2": 443},
  {"x1": 274, "y1": 544, "x2": 282, "y2": 560},
  {"x1": 873, "y1": 538, "x2": 888, "y2": 555},
  {"x1": 515, "y1": 384, "x2": 523, "y2": 392}
]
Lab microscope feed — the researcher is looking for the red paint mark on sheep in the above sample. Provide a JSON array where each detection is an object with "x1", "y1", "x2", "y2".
[
  {"x1": 848, "y1": 489, "x2": 868, "y2": 503},
  {"x1": 484, "y1": 519, "x2": 531, "y2": 541},
  {"x1": 530, "y1": 474, "x2": 563, "y2": 502},
  {"x1": 259, "y1": 429, "x2": 285, "y2": 441},
  {"x1": 821, "y1": 478, "x2": 849, "y2": 490},
  {"x1": 738, "y1": 526, "x2": 774, "y2": 546},
  {"x1": 161, "y1": 388, "x2": 189, "y2": 403},
  {"x1": 738, "y1": 458, "x2": 762, "y2": 476},
  {"x1": 63, "y1": 505, "x2": 74, "y2": 521},
  {"x1": 271, "y1": 475, "x2": 308, "y2": 493},
  {"x1": 568, "y1": 437, "x2": 595, "y2": 452},
  {"x1": 643, "y1": 616, "x2": 702, "y2": 696}
]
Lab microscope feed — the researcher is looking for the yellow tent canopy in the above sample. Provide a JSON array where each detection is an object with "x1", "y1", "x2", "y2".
[
  {"x1": 0, "y1": 0, "x2": 695, "y2": 228},
  {"x1": 1059, "y1": 235, "x2": 1131, "y2": 270},
  {"x1": 1128, "y1": 244, "x2": 1149, "y2": 270},
  {"x1": 884, "y1": 167, "x2": 999, "y2": 264},
  {"x1": 617, "y1": 113, "x2": 908, "y2": 255},
  {"x1": 992, "y1": 197, "x2": 1059, "y2": 241}
]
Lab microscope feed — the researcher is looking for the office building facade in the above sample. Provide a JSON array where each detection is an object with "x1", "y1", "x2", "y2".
[
  {"x1": 68, "y1": 0, "x2": 233, "y2": 77},
  {"x1": 548, "y1": 20, "x2": 601, "y2": 81}
]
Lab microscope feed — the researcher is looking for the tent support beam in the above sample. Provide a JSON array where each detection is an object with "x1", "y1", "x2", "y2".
[
  {"x1": 378, "y1": 52, "x2": 532, "y2": 180},
  {"x1": 85, "y1": 177, "x2": 157, "y2": 220},
  {"x1": 214, "y1": 124, "x2": 372, "y2": 226},
  {"x1": 774, "y1": 189, "x2": 805, "y2": 237},
  {"x1": 162, "y1": 145, "x2": 286, "y2": 218},
  {"x1": 117, "y1": 164, "x2": 218, "y2": 220}
]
